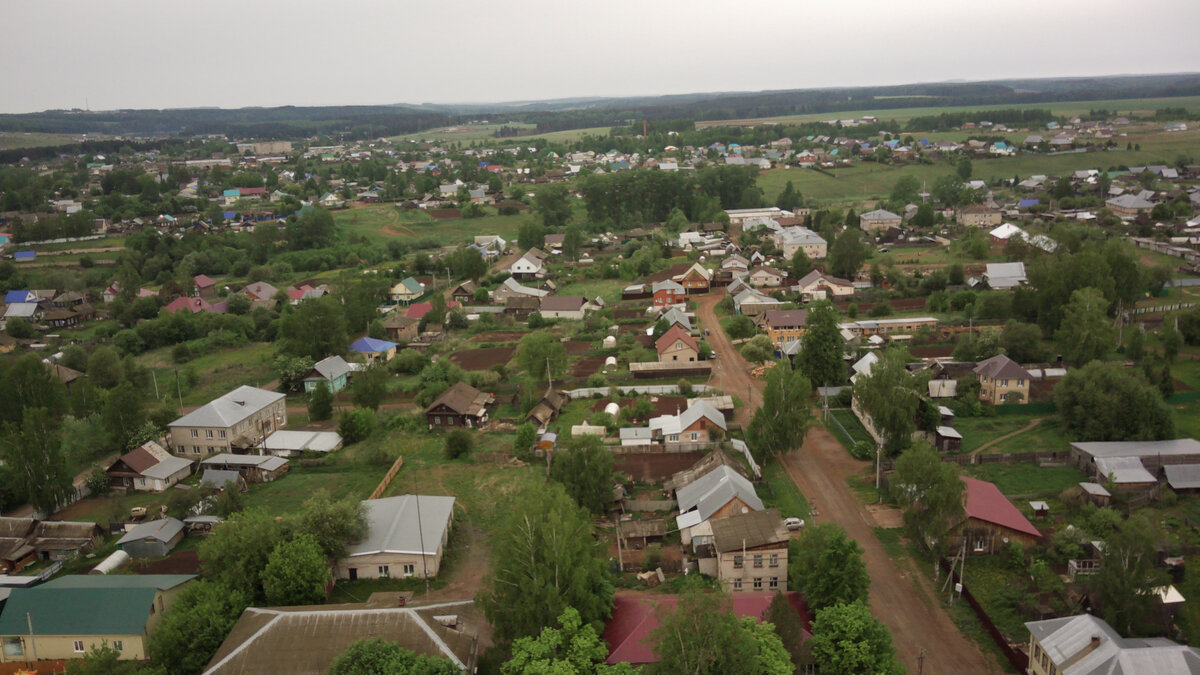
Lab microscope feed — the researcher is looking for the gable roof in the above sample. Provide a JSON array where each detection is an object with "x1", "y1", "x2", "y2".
[
  {"x1": 241, "y1": 281, "x2": 278, "y2": 300},
  {"x1": 1026, "y1": 613, "x2": 1200, "y2": 674},
  {"x1": 169, "y1": 386, "x2": 285, "y2": 429},
  {"x1": 861, "y1": 209, "x2": 901, "y2": 221},
  {"x1": 308, "y1": 355, "x2": 353, "y2": 382},
  {"x1": 960, "y1": 476, "x2": 1041, "y2": 538},
  {"x1": 710, "y1": 507, "x2": 788, "y2": 551},
  {"x1": 501, "y1": 276, "x2": 549, "y2": 298},
  {"x1": 426, "y1": 381, "x2": 488, "y2": 416},
  {"x1": 0, "y1": 575, "x2": 194, "y2": 636},
  {"x1": 765, "y1": 309, "x2": 808, "y2": 329},
  {"x1": 346, "y1": 495, "x2": 456, "y2": 557},
  {"x1": 348, "y1": 337, "x2": 397, "y2": 353},
  {"x1": 973, "y1": 354, "x2": 1032, "y2": 381},
  {"x1": 117, "y1": 517, "x2": 185, "y2": 546},
  {"x1": 676, "y1": 465, "x2": 762, "y2": 520},
  {"x1": 796, "y1": 269, "x2": 852, "y2": 288},
  {"x1": 540, "y1": 295, "x2": 586, "y2": 312},
  {"x1": 655, "y1": 325, "x2": 699, "y2": 354}
]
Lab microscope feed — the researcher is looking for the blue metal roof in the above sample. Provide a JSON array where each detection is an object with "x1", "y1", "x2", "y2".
[
  {"x1": 13, "y1": 250, "x2": 35, "y2": 259},
  {"x1": 1018, "y1": 199, "x2": 1040, "y2": 207},
  {"x1": 349, "y1": 337, "x2": 398, "y2": 353},
  {"x1": 222, "y1": 189, "x2": 240, "y2": 197},
  {"x1": 4, "y1": 290, "x2": 31, "y2": 303}
]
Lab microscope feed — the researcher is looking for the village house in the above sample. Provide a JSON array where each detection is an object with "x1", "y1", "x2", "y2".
[
  {"x1": 973, "y1": 354, "x2": 1032, "y2": 404},
  {"x1": 382, "y1": 313, "x2": 420, "y2": 343},
  {"x1": 1106, "y1": 193, "x2": 1154, "y2": 220},
  {"x1": 335, "y1": 494, "x2": 455, "y2": 581},
  {"x1": 948, "y1": 477, "x2": 1041, "y2": 554},
  {"x1": 983, "y1": 262, "x2": 1027, "y2": 290},
  {"x1": 27, "y1": 521, "x2": 103, "y2": 563},
  {"x1": 425, "y1": 381, "x2": 494, "y2": 428},
  {"x1": 652, "y1": 280, "x2": 686, "y2": 307},
  {"x1": 539, "y1": 295, "x2": 588, "y2": 320},
  {"x1": 389, "y1": 277, "x2": 425, "y2": 304},
  {"x1": 116, "y1": 518, "x2": 185, "y2": 558},
  {"x1": 193, "y1": 274, "x2": 217, "y2": 299},
  {"x1": 839, "y1": 317, "x2": 939, "y2": 337},
  {"x1": 676, "y1": 464, "x2": 762, "y2": 526},
  {"x1": 655, "y1": 325, "x2": 699, "y2": 363},
  {"x1": 859, "y1": 209, "x2": 903, "y2": 232},
  {"x1": 0, "y1": 575, "x2": 195, "y2": 663},
  {"x1": 732, "y1": 287, "x2": 783, "y2": 316},
  {"x1": 106, "y1": 441, "x2": 194, "y2": 492},
  {"x1": 1026, "y1": 613, "x2": 1200, "y2": 675},
  {"x1": 200, "y1": 454, "x2": 290, "y2": 483},
  {"x1": 793, "y1": 269, "x2": 854, "y2": 300},
  {"x1": 1069, "y1": 439, "x2": 1200, "y2": 491},
  {"x1": 168, "y1": 386, "x2": 287, "y2": 458},
  {"x1": 774, "y1": 226, "x2": 827, "y2": 259},
  {"x1": 349, "y1": 337, "x2": 397, "y2": 364},
  {"x1": 649, "y1": 401, "x2": 727, "y2": 445},
  {"x1": 491, "y1": 276, "x2": 549, "y2": 303},
  {"x1": 510, "y1": 248, "x2": 548, "y2": 280},
  {"x1": 762, "y1": 309, "x2": 809, "y2": 346},
  {"x1": 450, "y1": 281, "x2": 476, "y2": 304},
  {"x1": 956, "y1": 204, "x2": 1003, "y2": 227},
  {"x1": 747, "y1": 266, "x2": 785, "y2": 288},
  {"x1": 708, "y1": 509, "x2": 789, "y2": 592},
  {"x1": 676, "y1": 262, "x2": 712, "y2": 292},
  {"x1": 302, "y1": 355, "x2": 353, "y2": 393}
]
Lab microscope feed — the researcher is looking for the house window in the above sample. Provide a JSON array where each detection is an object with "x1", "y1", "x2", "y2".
[
  {"x1": 733, "y1": 555, "x2": 743, "y2": 569},
  {"x1": 206, "y1": 429, "x2": 214, "y2": 438},
  {"x1": 1001, "y1": 379, "x2": 1009, "y2": 387},
  {"x1": 190, "y1": 429, "x2": 198, "y2": 438},
  {"x1": 769, "y1": 577, "x2": 779, "y2": 590},
  {"x1": 753, "y1": 554, "x2": 763, "y2": 568},
  {"x1": 690, "y1": 432, "x2": 699, "y2": 442},
  {"x1": 769, "y1": 554, "x2": 779, "y2": 568},
  {"x1": 112, "y1": 640, "x2": 123, "y2": 651},
  {"x1": 218, "y1": 430, "x2": 226, "y2": 439},
  {"x1": 732, "y1": 578, "x2": 742, "y2": 591},
  {"x1": 403, "y1": 563, "x2": 415, "y2": 577},
  {"x1": 378, "y1": 565, "x2": 390, "y2": 577},
  {"x1": 434, "y1": 416, "x2": 442, "y2": 425},
  {"x1": 753, "y1": 577, "x2": 763, "y2": 590},
  {"x1": 3, "y1": 637, "x2": 24, "y2": 657},
  {"x1": 193, "y1": 446, "x2": 200, "y2": 454},
  {"x1": 73, "y1": 640, "x2": 85, "y2": 653}
]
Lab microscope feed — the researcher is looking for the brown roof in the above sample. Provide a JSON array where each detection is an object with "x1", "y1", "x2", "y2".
[
  {"x1": 973, "y1": 354, "x2": 1032, "y2": 380},
  {"x1": 655, "y1": 325, "x2": 699, "y2": 355},
  {"x1": 506, "y1": 296, "x2": 540, "y2": 310},
  {"x1": 382, "y1": 313, "x2": 419, "y2": 329},
  {"x1": 764, "y1": 310, "x2": 809, "y2": 329},
  {"x1": 0, "y1": 518, "x2": 34, "y2": 540},
  {"x1": 664, "y1": 448, "x2": 749, "y2": 492},
  {"x1": 48, "y1": 363, "x2": 84, "y2": 385},
  {"x1": 118, "y1": 446, "x2": 159, "y2": 474},
  {"x1": 427, "y1": 381, "x2": 488, "y2": 416},
  {"x1": 540, "y1": 296, "x2": 585, "y2": 312},
  {"x1": 711, "y1": 508, "x2": 788, "y2": 552}
]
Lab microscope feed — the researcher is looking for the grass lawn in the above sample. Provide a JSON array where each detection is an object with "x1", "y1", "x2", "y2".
[
  {"x1": 987, "y1": 420, "x2": 1072, "y2": 455},
  {"x1": 826, "y1": 408, "x2": 874, "y2": 448},
  {"x1": 757, "y1": 460, "x2": 809, "y2": 521},
  {"x1": 554, "y1": 278, "x2": 628, "y2": 305},
  {"x1": 335, "y1": 205, "x2": 532, "y2": 246},
  {"x1": 962, "y1": 463, "x2": 1087, "y2": 498},
  {"x1": 137, "y1": 342, "x2": 277, "y2": 407},
  {"x1": 0, "y1": 131, "x2": 87, "y2": 149},
  {"x1": 390, "y1": 124, "x2": 610, "y2": 145},
  {"x1": 951, "y1": 416, "x2": 1039, "y2": 454},
  {"x1": 1173, "y1": 400, "x2": 1200, "y2": 440}
]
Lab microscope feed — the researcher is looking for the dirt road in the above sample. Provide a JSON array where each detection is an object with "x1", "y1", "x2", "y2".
[{"x1": 695, "y1": 290, "x2": 997, "y2": 674}]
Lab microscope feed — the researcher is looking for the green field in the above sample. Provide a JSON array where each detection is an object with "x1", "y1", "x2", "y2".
[
  {"x1": 391, "y1": 123, "x2": 611, "y2": 145},
  {"x1": 137, "y1": 342, "x2": 277, "y2": 407},
  {"x1": 335, "y1": 205, "x2": 530, "y2": 245},
  {"x1": 963, "y1": 463, "x2": 1087, "y2": 498},
  {"x1": 0, "y1": 131, "x2": 88, "y2": 149},
  {"x1": 553, "y1": 278, "x2": 628, "y2": 305}
]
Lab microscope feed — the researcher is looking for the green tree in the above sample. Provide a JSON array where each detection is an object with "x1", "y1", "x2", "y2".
[
  {"x1": 350, "y1": 364, "x2": 389, "y2": 411},
  {"x1": 286, "y1": 206, "x2": 337, "y2": 250},
  {"x1": 296, "y1": 490, "x2": 368, "y2": 559},
  {"x1": 328, "y1": 638, "x2": 458, "y2": 675},
  {"x1": 740, "y1": 334, "x2": 776, "y2": 364},
  {"x1": 100, "y1": 382, "x2": 146, "y2": 451},
  {"x1": 563, "y1": 224, "x2": 583, "y2": 261},
  {"x1": 724, "y1": 315, "x2": 757, "y2": 340},
  {"x1": 1055, "y1": 361, "x2": 1174, "y2": 441},
  {"x1": 66, "y1": 645, "x2": 153, "y2": 675},
  {"x1": 828, "y1": 228, "x2": 868, "y2": 279},
  {"x1": 745, "y1": 358, "x2": 813, "y2": 464},
  {"x1": 956, "y1": 157, "x2": 973, "y2": 181},
  {"x1": 1126, "y1": 326, "x2": 1145, "y2": 363},
  {"x1": 513, "y1": 422, "x2": 537, "y2": 458},
  {"x1": 1000, "y1": 320, "x2": 1046, "y2": 363},
  {"x1": 278, "y1": 295, "x2": 348, "y2": 361},
  {"x1": 261, "y1": 533, "x2": 328, "y2": 606},
  {"x1": 1057, "y1": 287, "x2": 1114, "y2": 365},
  {"x1": 790, "y1": 523, "x2": 869, "y2": 610},
  {"x1": 199, "y1": 509, "x2": 289, "y2": 601},
  {"x1": 477, "y1": 482, "x2": 614, "y2": 643},
  {"x1": 648, "y1": 585, "x2": 791, "y2": 675},
  {"x1": 0, "y1": 353, "x2": 65, "y2": 425},
  {"x1": 790, "y1": 248, "x2": 812, "y2": 281},
  {"x1": 798, "y1": 301, "x2": 844, "y2": 388},
  {"x1": 2, "y1": 408, "x2": 73, "y2": 514},
  {"x1": 854, "y1": 349, "x2": 926, "y2": 455},
  {"x1": 226, "y1": 292, "x2": 251, "y2": 315},
  {"x1": 808, "y1": 601, "x2": 903, "y2": 675},
  {"x1": 5, "y1": 317, "x2": 36, "y2": 339},
  {"x1": 273, "y1": 355, "x2": 316, "y2": 393},
  {"x1": 892, "y1": 441, "x2": 964, "y2": 553},
  {"x1": 1093, "y1": 513, "x2": 1170, "y2": 636},
  {"x1": 87, "y1": 345, "x2": 124, "y2": 389},
  {"x1": 1161, "y1": 322, "x2": 1184, "y2": 363},
  {"x1": 308, "y1": 380, "x2": 333, "y2": 421},
  {"x1": 766, "y1": 591, "x2": 809, "y2": 671},
  {"x1": 338, "y1": 408, "x2": 379, "y2": 444},
  {"x1": 912, "y1": 202, "x2": 935, "y2": 228},
  {"x1": 504, "y1": 607, "x2": 637, "y2": 675},
  {"x1": 518, "y1": 331, "x2": 568, "y2": 382},
  {"x1": 890, "y1": 175, "x2": 920, "y2": 205},
  {"x1": 518, "y1": 221, "x2": 546, "y2": 251},
  {"x1": 148, "y1": 580, "x2": 249, "y2": 675},
  {"x1": 776, "y1": 181, "x2": 802, "y2": 211},
  {"x1": 548, "y1": 435, "x2": 614, "y2": 515},
  {"x1": 532, "y1": 184, "x2": 573, "y2": 229}
]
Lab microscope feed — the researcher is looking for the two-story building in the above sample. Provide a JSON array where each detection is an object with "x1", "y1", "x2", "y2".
[
  {"x1": 510, "y1": 248, "x2": 548, "y2": 280},
  {"x1": 859, "y1": 209, "x2": 903, "y2": 232},
  {"x1": 168, "y1": 386, "x2": 287, "y2": 458},
  {"x1": 677, "y1": 263, "x2": 712, "y2": 293},
  {"x1": 648, "y1": 401, "x2": 727, "y2": 444},
  {"x1": 389, "y1": 277, "x2": 424, "y2": 304},
  {"x1": 956, "y1": 204, "x2": 1003, "y2": 227},
  {"x1": 652, "y1": 280, "x2": 686, "y2": 307},
  {"x1": 973, "y1": 354, "x2": 1031, "y2": 405},
  {"x1": 763, "y1": 310, "x2": 809, "y2": 346},
  {"x1": 774, "y1": 226, "x2": 827, "y2": 259},
  {"x1": 1026, "y1": 614, "x2": 1200, "y2": 675},
  {"x1": 655, "y1": 325, "x2": 699, "y2": 363},
  {"x1": 709, "y1": 509, "x2": 789, "y2": 593}
]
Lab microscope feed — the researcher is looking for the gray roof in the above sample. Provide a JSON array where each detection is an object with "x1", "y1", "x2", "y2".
[
  {"x1": 1079, "y1": 482, "x2": 1112, "y2": 497},
  {"x1": 200, "y1": 469, "x2": 244, "y2": 489},
  {"x1": 661, "y1": 307, "x2": 693, "y2": 331},
  {"x1": 652, "y1": 279, "x2": 684, "y2": 294},
  {"x1": 1026, "y1": 614, "x2": 1200, "y2": 674},
  {"x1": 984, "y1": 262, "x2": 1027, "y2": 289},
  {"x1": 1094, "y1": 457, "x2": 1156, "y2": 484},
  {"x1": 308, "y1": 355, "x2": 353, "y2": 382},
  {"x1": 710, "y1": 508, "x2": 787, "y2": 552},
  {"x1": 1107, "y1": 194, "x2": 1154, "y2": 210},
  {"x1": 141, "y1": 454, "x2": 194, "y2": 480},
  {"x1": 1071, "y1": 439, "x2": 1200, "y2": 460},
  {"x1": 4, "y1": 303, "x2": 38, "y2": 318},
  {"x1": 263, "y1": 430, "x2": 343, "y2": 454},
  {"x1": 200, "y1": 454, "x2": 289, "y2": 471},
  {"x1": 777, "y1": 226, "x2": 825, "y2": 246},
  {"x1": 861, "y1": 209, "x2": 901, "y2": 221},
  {"x1": 676, "y1": 465, "x2": 763, "y2": 521},
  {"x1": 1164, "y1": 464, "x2": 1200, "y2": 490},
  {"x1": 345, "y1": 495, "x2": 456, "y2": 558},
  {"x1": 117, "y1": 518, "x2": 185, "y2": 546},
  {"x1": 501, "y1": 276, "x2": 548, "y2": 298},
  {"x1": 170, "y1": 386, "x2": 285, "y2": 429}
]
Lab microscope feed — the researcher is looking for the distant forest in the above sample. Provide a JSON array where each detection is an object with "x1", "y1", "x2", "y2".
[{"x1": 2, "y1": 73, "x2": 1199, "y2": 143}]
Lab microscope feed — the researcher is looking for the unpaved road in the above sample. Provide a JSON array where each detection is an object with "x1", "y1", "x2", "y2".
[{"x1": 695, "y1": 290, "x2": 997, "y2": 674}]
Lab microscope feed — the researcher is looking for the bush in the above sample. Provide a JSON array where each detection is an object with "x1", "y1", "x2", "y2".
[
  {"x1": 867, "y1": 303, "x2": 893, "y2": 318},
  {"x1": 444, "y1": 430, "x2": 473, "y2": 459},
  {"x1": 850, "y1": 440, "x2": 875, "y2": 460},
  {"x1": 84, "y1": 466, "x2": 110, "y2": 495},
  {"x1": 677, "y1": 378, "x2": 693, "y2": 396},
  {"x1": 587, "y1": 374, "x2": 607, "y2": 388},
  {"x1": 338, "y1": 409, "x2": 379, "y2": 444},
  {"x1": 643, "y1": 544, "x2": 662, "y2": 570},
  {"x1": 847, "y1": 303, "x2": 859, "y2": 318}
]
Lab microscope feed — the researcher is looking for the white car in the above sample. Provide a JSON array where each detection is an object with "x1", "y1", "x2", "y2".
[{"x1": 784, "y1": 517, "x2": 805, "y2": 531}]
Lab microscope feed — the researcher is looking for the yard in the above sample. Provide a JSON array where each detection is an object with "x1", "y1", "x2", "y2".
[
  {"x1": 961, "y1": 463, "x2": 1087, "y2": 499},
  {"x1": 137, "y1": 341, "x2": 277, "y2": 407},
  {"x1": 951, "y1": 415, "x2": 1042, "y2": 454}
]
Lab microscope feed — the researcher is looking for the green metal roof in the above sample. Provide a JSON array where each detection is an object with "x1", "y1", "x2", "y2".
[
  {"x1": 40, "y1": 574, "x2": 194, "y2": 590},
  {"x1": 0, "y1": 587, "x2": 159, "y2": 636}
]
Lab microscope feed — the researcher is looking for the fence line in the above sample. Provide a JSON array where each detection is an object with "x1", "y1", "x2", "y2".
[
  {"x1": 368, "y1": 456, "x2": 405, "y2": 500},
  {"x1": 939, "y1": 558, "x2": 1029, "y2": 672},
  {"x1": 567, "y1": 384, "x2": 714, "y2": 399}
]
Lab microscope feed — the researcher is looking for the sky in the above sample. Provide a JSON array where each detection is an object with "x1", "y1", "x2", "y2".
[{"x1": 3, "y1": 0, "x2": 1200, "y2": 114}]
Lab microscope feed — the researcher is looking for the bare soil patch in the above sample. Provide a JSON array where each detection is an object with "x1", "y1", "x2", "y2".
[
  {"x1": 565, "y1": 341, "x2": 592, "y2": 355},
  {"x1": 572, "y1": 355, "x2": 606, "y2": 377},
  {"x1": 129, "y1": 549, "x2": 202, "y2": 575},
  {"x1": 448, "y1": 346, "x2": 515, "y2": 370},
  {"x1": 613, "y1": 452, "x2": 705, "y2": 482},
  {"x1": 470, "y1": 331, "x2": 527, "y2": 343}
]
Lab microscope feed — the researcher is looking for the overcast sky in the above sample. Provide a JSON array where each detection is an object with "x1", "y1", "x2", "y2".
[{"x1": 3, "y1": 0, "x2": 1199, "y2": 114}]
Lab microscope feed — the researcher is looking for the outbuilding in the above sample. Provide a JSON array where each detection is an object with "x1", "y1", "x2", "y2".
[{"x1": 117, "y1": 518, "x2": 185, "y2": 558}]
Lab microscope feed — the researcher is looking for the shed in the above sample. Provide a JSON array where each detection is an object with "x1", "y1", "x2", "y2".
[
  {"x1": 935, "y1": 426, "x2": 962, "y2": 453},
  {"x1": 604, "y1": 356, "x2": 618, "y2": 372},
  {"x1": 1029, "y1": 501, "x2": 1050, "y2": 519},
  {"x1": 1164, "y1": 464, "x2": 1200, "y2": 493},
  {"x1": 1079, "y1": 482, "x2": 1112, "y2": 507},
  {"x1": 199, "y1": 469, "x2": 248, "y2": 492},
  {"x1": 117, "y1": 518, "x2": 185, "y2": 558}
]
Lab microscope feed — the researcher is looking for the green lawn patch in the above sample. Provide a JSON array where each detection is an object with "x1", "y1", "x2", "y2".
[
  {"x1": 138, "y1": 342, "x2": 277, "y2": 407},
  {"x1": 757, "y1": 461, "x2": 809, "y2": 521},
  {"x1": 951, "y1": 416, "x2": 1038, "y2": 454},
  {"x1": 826, "y1": 408, "x2": 873, "y2": 448},
  {"x1": 962, "y1": 463, "x2": 1087, "y2": 498}
]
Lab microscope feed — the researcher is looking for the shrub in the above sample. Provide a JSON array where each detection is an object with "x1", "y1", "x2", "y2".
[
  {"x1": 867, "y1": 303, "x2": 893, "y2": 318},
  {"x1": 338, "y1": 409, "x2": 379, "y2": 444},
  {"x1": 850, "y1": 440, "x2": 875, "y2": 460},
  {"x1": 444, "y1": 430, "x2": 473, "y2": 460},
  {"x1": 677, "y1": 379, "x2": 693, "y2": 396},
  {"x1": 643, "y1": 544, "x2": 662, "y2": 570}
]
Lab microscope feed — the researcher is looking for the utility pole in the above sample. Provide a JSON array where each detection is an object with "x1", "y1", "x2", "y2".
[
  {"x1": 174, "y1": 368, "x2": 183, "y2": 412},
  {"x1": 415, "y1": 492, "x2": 430, "y2": 597},
  {"x1": 26, "y1": 612, "x2": 36, "y2": 661},
  {"x1": 152, "y1": 370, "x2": 160, "y2": 400}
]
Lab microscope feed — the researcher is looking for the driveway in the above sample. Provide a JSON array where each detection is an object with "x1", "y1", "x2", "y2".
[{"x1": 695, "y1": 289, "x2": 997, "y2": 673}]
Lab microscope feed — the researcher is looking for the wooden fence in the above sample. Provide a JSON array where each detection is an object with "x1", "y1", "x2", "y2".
[
  {"x1": 625, "y1": 500, "x2": 675, "y2": 512},
  {"x1": 939, "y1": 558, "x2": 1029, "y2": 672},
  {"x1": 606, "y1": 441, "x2": 724, "y2": 455},
  {"x1": 368, "y1": 456, "x2": 405, "y2": 500},
  {"x1": 880, "y1": 450, "x2": 1069, "y2": 472}
]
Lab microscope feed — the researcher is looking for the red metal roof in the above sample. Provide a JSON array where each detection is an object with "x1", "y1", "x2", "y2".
[
  {"x1": 406, "y1": 302, "x2": 432, "y2": 319},
  {"x1": 603, "y1": 591, "x2": 810, "y2": 665},
  {"x1": 961, "y1": 476, "x2": 1041, "y2": 538},
  {"x1": 193, "y1": 274, "x2": 216, "y2": 288}
]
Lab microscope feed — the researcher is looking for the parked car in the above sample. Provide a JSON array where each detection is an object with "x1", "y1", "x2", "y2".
[{"x1": 784, "y1": 517, "x2": 805, "y2": 531}]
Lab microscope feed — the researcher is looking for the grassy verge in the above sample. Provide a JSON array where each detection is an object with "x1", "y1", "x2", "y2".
[
  {"x1": 962, "y1": 463, "x2": 1087, "y2": 498},
  {"x1": 758, "y1": 460, "x2": 809, "y2": 521}
]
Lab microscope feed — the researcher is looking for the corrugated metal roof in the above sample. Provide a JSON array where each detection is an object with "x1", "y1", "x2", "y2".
[
  {"x1": 169, "y1": 386, "x2": 284, "y2": 429},
  {"x1": 345, "y1": 495, "x2": 455, "y2": 558},
  {"x1": 676, "y1": 465, "x2": 762, "y2": 520}
]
